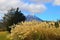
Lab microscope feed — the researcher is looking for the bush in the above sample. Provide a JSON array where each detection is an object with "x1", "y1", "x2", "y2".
[{"x1": 8, "y1": 21, "x2": 60, "y2": 40}]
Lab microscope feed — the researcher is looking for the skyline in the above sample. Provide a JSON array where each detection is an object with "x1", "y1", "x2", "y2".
[{"x1": 0, "y1": 0, "x2": 60, "y2": 21}]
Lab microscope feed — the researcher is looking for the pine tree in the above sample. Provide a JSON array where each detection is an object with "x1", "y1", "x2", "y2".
[{"x1": 3, "y1": 7, "x2": 26, "y2": 33}]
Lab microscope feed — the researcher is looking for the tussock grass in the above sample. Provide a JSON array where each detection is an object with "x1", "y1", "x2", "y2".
[{"x1": 9, "y1": 21, "x2": 60, "y2": 40}]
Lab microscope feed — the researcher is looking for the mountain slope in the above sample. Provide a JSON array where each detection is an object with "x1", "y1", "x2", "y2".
[{"x1": 26, "y1": 15, "x2": 43, "y2": 21}]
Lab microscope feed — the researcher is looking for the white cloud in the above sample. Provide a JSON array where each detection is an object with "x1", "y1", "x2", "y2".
[
  {"x1": 0, "y1": 0, "x2": 20, "y2": 10},
  {"x1": 27, "y1": 4, "x2": 46, "y2": 13},
  {"x1": 0, "y1": 0, "x2": 46, "y2": 14},
  {"x1": 54, "y1": 0, "x2": 60, "y2": 6},
  {"x1": 0, "y1": 0, "x2": 60, "y2": 14},
  {"x1": 19, "y1": 3, "x2": 46, "y2": 13}
]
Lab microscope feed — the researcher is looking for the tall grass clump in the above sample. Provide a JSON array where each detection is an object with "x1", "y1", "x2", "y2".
[{"x1": 8, "y1": 21, "x2": 60, "y2": 40}]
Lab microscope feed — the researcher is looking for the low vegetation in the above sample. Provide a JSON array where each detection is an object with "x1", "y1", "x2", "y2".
[
  {"x1": 7, "y1": 21, "x2": 60, "y2": 40},
  {"x1": 0, "y1": 31, "x2": 10, "y2": 40}
]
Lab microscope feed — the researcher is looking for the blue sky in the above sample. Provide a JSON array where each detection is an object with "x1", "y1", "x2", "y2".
[
  {"x1": 35, "y1": 3, "x2": 60, "y2": 21},
  {"x1": 0, "y1": 0, "x2": 60, "y2": 21}
]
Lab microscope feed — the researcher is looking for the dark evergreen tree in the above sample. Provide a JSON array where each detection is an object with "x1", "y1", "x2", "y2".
[
  {"x1": 55, "y1": 22, "x2": 59, "y2": 28},
  {"x1": 3, "y1": 7, "x2": 26, "y2": 33}
]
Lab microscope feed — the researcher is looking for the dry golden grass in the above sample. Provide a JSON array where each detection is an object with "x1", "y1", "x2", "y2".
[{"x1": 9, "y1": 21, "x2": 60, "y2": 40}]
